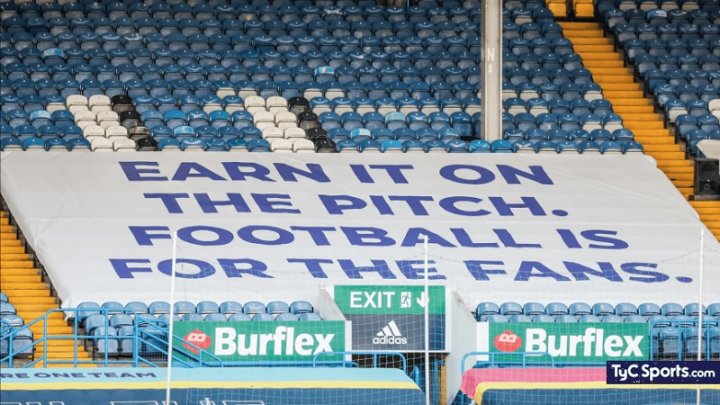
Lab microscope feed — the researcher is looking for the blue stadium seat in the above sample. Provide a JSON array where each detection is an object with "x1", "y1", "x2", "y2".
[
  {"x1": 148, "y1": 301, "x2": 170, "y2": 316},
  {"x1": 266, "y1": 301, "x2": 290, "y2": 315},
  {"x1": 124, "y1": 302, "x2": 148, "y2": 316},
  {"x1": 205, "y1": 313, "x2": 228, "y2": 322},
  {"x1": 253, "y1": 313, "x2": 276, "y2": 322},
  {"x1": 101, "y1": 302, "x2": 124, "y2": 316},
  {"x1": 196, "y1": 301, "x2": 220, "y2": 315}
]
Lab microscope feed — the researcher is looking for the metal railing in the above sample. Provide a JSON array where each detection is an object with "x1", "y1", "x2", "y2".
[
  {"x1": 1, "y1": 308, "x2": 224, "y2": 368},
  {"x1": 460, "y1": 351, "x2": 556, "y2": 373}
]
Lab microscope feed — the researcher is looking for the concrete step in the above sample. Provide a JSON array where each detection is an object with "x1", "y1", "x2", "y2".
[
  {"x1": 607, "y1": 99, "x2": 654, "y2": 106},
  {"x1": 558, "y1": 22, "x2": 603, "y2": 30},
  {"x1": 643, "y1": 144, "x2": 683, "y2": 152},
  {"x1": 5, "y1": 289, "x2": 51, "y2": 297},
  {"x1": 600, "y1": 83, "x2": 643, "y2": 91},
  {"x1": 10, "y1": 296, "x2": 57, "y2": 305},
  {"x1": 0, "y1": 260, "x2": 35, "y2": 269},
  {"x1": 583, "y1": 60, "x2": 625, "y2": 67},
  {"x1": 594, "y1": 75, "x2": 636, "y2": 83},
  {"x1": 577, "y1": 52, "x2": 622, "y2": 60},
  {"x1": 1, "y1": 274, "x2": 42, "y2": 283},
  {"x1": 0, "y1": 268, "x2": 38, "y2": 276},
  {"x1": 14, "y1": 304, "x2": 57, "y2": 312},
  {"x1": 614, "y1": 106, "x2": 656, "y2": 114},
  {"x1": 633, "y1": 129, "x2": 673, "y2": 136},
  {"x1": 573, "y1": 44, "x2": 615, "y2": 53},
  {"x1": 1, "y1": 282, "x2": 47, "y2": 290},
  {"x1": 0, "y1": 239, "x2": 22, "y2": 247},
  {"x1": 0, "y1": 245, "x2": 25, "y2": 253},
  {"x1": 563, "y1": 30, "x2": 606, "y2": 38},
  {"x1": 633, "y1": 137, "x2": 676, "y2": 145},
  {"x1": 648, "y1": 151, "x2": 688, "y2": 160},
  {"x1": 1, "y1": 253, "x2": 31, "y2": 260},
  {"x1": 604, "y1": 90, "x2": 646, "y2": 98},
  {"x1": 624, "y1": 121, "x2": 665, "y2": 129},
  {"x1": 657, "y1": 160, "x2": 693, "y2": 168}
]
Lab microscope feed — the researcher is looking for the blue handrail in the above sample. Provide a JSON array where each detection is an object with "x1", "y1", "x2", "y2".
[
  {"x1": 0, "y1": 307, "x2": 225, "y2": 368},
  {"x1": 312, "y1": 351, "x2": 408, "y2": 374},
  {"x1": 460, "y1": 351, "x2": 556, "y2": 373}
]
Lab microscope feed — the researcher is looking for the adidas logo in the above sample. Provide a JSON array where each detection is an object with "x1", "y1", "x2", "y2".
[{"x1": 372, "y1": 320, "x2": 408, "y2": 345}]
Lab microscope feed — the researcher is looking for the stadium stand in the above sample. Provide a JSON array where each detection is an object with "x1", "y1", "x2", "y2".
[
  {"x1": 1, "y1": 1, "x2": 720, "y2": 404},
  {"x1": 0, "y1": 0, "x2": 648, "y2": 155}
]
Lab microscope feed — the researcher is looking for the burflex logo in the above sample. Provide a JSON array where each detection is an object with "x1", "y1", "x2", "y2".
[
  {"x1": 494, "y1": 330, "x2": 522, "y2": 352},
  {"x1": 183, "y1": 329, "x2": 212, "y2": 354},
  {"x1": 373, "y1": 320, "x2": 408, "y2": 345}
]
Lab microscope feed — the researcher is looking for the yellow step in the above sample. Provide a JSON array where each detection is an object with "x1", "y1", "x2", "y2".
[
  {"x1": 678, "y1": 188, "x2": 693, "y2": 197},
  {"x1": 578, "y1": 52, "x2": 622, "y2": 60},
  {"x1": 1, "y1": 253, "x2": 31, "y2": 260},
  {"x1": 650, "y1": 151, "x2": 688, "y2": 160},
  {"x1": 600, "y1": 83, "x2": 643, "y2": 91},
  {"x1": 0, "y1": 239, "x2": 21, "y2": 246},
  {"x1": 0, "y1": 260, "x2": 35, "y2": 268},
  {"x1": 642, "y1": 145, "x2": 682, "y2": 153},
  {"x1": 573, "y1": 45, "x2": 615, "y2": 53},
  {"x1": 18, "y1": 311, "x2": 64, "y2": 320},
  {"x1": 665, "y1": 172, "x2": 694, "y2": 181},
  {"x1": 703, "y1": 221, "x2": 720, "y2": 230},
  {"x1": 1, "y1": 274, "x2": 42, "y2": 282},
  {"x1": 14, "y1": 304, "x2": 57, "y2": 312},
  {"x1": 624, "y1": 121, "x2": 665, "y2": 129},
  {"x1": 0, "y1": 268, "x2": 39, "y2": 276},
  {"x1": 34, "y1": 363, "x2": 97, "y2": 368},
  {"x1": 563, "y1": 30, "x2": 605, "y2": 38},
  {"x1": 605, "y1": 91, "x2": 646, "y2": 98},
  {"x1": 558, "y1": 22, "x2": 602, "y2": 30},
  {"x1": 586, "y1": 67, "x2": 630, "y2": 75},
  {"x1": 690, "y1": 202, "x2": 720, "y2": 214},
  {"x1": 658, "y1": 160, "x2": 693, "y2": 168},
  {"x1": 5, "y1": 289, "x2": 51, "y2": 297},
  {"x1": 633, "y1": 129, "x2": 673, "y2": 136},
  {"x1": 606, "y1": 98, "x2": 652, "y2": 106},
  {"x1": 699, "y1": 214, "x2": 720, "y2": 222},
  {"x1": 10, "y1": 296, "x2": 57, "y2": 305},
  {"x1": 622, "y1": 113, "x2": 665, "y2": 121},
  {"x1": 583, "y1": 60, "x2": 625, "y2": 68},
  {"x1": 671, "y1": 180, "x2": 694, "y2": 188},
  {"x1": 0, "y1": 224, "x2": 16, "y2": 233},
  {"x1": 0, "y1": 245, "x2": 25, "y2": 253},
  {"x1": 614, "y1": 106, "x2": 656, "y2": 113},
  {"x1": 633, "y1": 137, "x2": 675, "y2": 145},
  {"x1": 2, "y1": 282, "x2": 47, "y2": 290},
  {"x1": 567, "y1": 37, "x2": 614, "y2": 45},
  {"x1": 0, "y1": 216, "x2": 9, "y2": 225}
]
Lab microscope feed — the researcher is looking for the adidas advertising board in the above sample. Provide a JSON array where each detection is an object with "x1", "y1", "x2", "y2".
[
  {"x1": 173, "y1": 321, "x2": 346, "y2": 362},
  {"x1": 477, "y1": 322, "x2": 649, "y2": 365},
  {"x1": 334, "y1": 285, "x2": 447, "y2": 351},
  {"x1": 373, "y1": 320, "x2": 408, "y2": 345}
]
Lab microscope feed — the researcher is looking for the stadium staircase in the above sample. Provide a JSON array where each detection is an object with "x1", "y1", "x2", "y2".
[
  {"x1": 560, "y1": 22, "x2": 720, "y2": 241},
  {"x1": 1, "y1": 210, "x2": 92, "y2": 367}
]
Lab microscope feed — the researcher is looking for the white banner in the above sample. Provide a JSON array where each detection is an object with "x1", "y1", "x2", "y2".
[{"x1": 1, "y1": 152, "x2": 718, "y2": 308}]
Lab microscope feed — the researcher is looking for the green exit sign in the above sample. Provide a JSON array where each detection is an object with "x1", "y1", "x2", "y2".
[{"x1": 334, "y1": 285, "x2": 445, "y2": 315}]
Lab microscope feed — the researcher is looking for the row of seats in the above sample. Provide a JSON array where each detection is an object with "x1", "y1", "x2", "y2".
[
  {"x1": 0, "y1": 4, "x2": 486, "y2": 24},
  {"x1": 74, "y1": 300, "x2": 318, "y2": 323},
  {"x1": 652, "y1": 326, "x2": 720, "y2": 360},
  {"x1": 475, "y1": 301, "x2": 720, "y2": 321},
  {"x1": 602, "y1": 0, "x2": 719, "y2": 159},
  {"x1": 0, "y1": 291, "x2": 32, "y2": 360}
]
